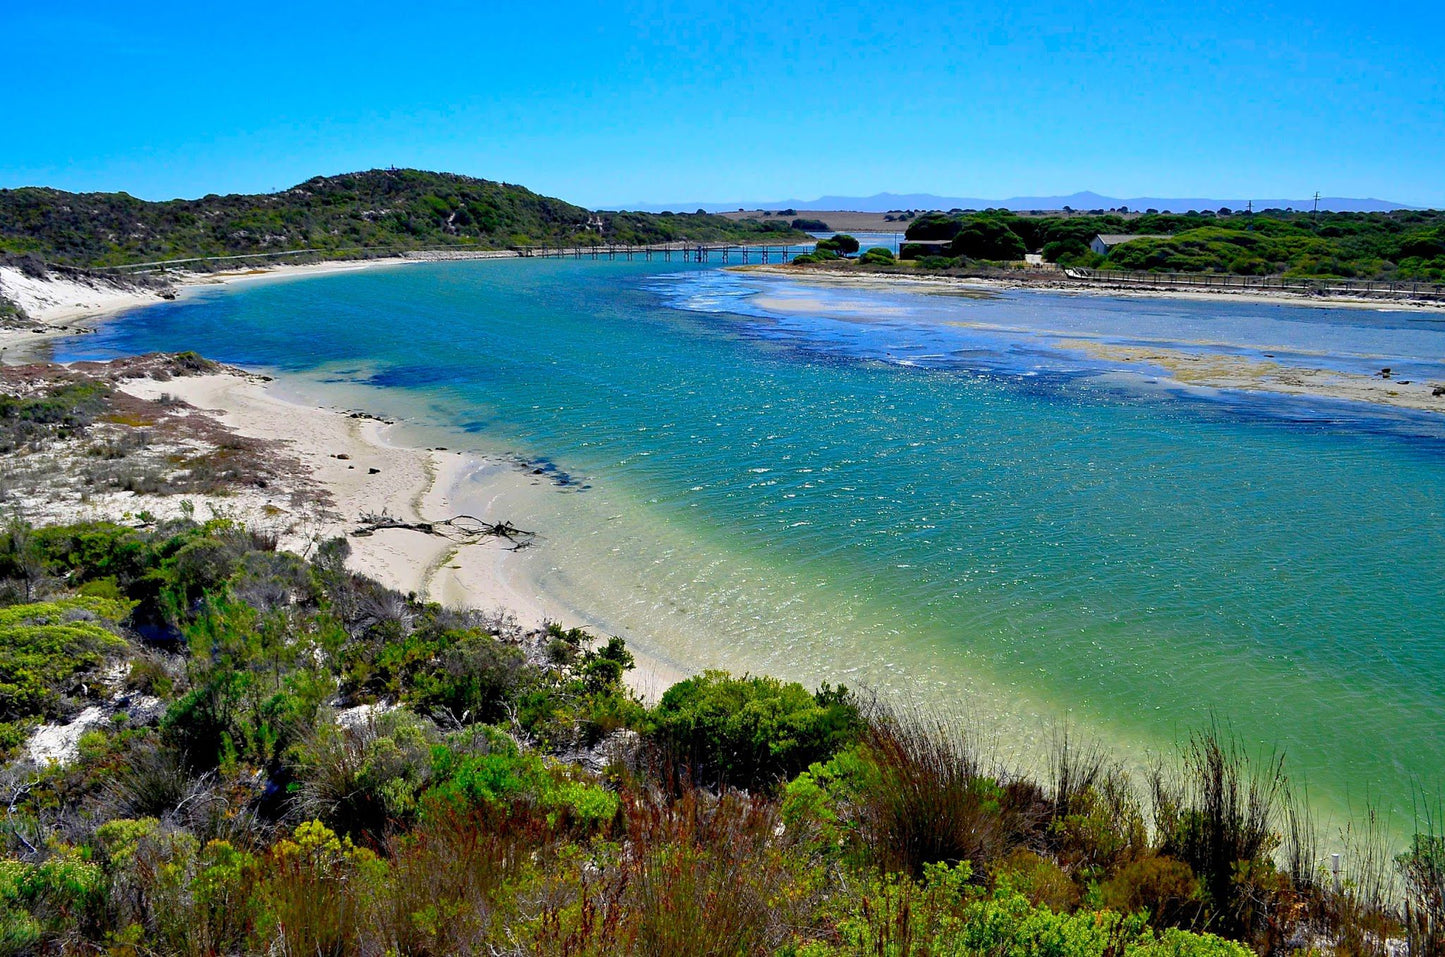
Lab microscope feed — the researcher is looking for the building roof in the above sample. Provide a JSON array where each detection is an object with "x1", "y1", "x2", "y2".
[{"x1": 1094, "y1": 233, "x2": 1169, "y2": 246}]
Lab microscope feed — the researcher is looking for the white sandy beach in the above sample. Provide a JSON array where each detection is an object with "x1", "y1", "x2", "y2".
[{"x1": 110, "y1": 368, "x2": 679, "y2": 698}]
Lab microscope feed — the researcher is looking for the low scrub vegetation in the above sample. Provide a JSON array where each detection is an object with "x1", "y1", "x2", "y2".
[
  {"x1": 1, "y1": 515, "x2": 1441, "y2": 954},
  {"x1": 897, "y1": 208, "x2": 1445, "y2": 279}
]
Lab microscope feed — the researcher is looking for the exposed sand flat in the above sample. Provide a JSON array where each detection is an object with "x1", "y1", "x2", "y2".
[
  {"x1": 125, "y1": 372, "x2": 683, "y2": 697},
  {"x1": 1063, "y1": 341, "x2": 1445, "y2": 413},
  {"x1": 116, "y1": 370, "x2": 546, "y2": 614}
]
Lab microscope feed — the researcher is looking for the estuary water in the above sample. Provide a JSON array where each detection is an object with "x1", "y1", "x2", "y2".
[{"x1": 57, "y1": 258, "x2": 1445, "y2": 826}]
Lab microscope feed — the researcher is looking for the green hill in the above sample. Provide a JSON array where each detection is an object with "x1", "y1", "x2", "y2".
[{"x1": 0, "y1": 169, "x2": 803, "y2": 268}]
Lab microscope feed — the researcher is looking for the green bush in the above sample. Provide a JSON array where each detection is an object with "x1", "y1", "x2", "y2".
[
  {"x1": 950, "y1": 220, "x2": 1027, "y2": 261},
  {"x1": 800, "y1": 862, "x2": 1250, "y2": 957},
  {"x1": 650, "y1": 671, "x2": 862, "y2": 791},
  {"x1": 859, "y1": 246, "x2": 896, "y2": 265},
  {"x1": 815, "y1": 233, "x2": 860, "y2": 257},
  {"x1": 0, "y1": 596, "x2": 131, "y2": 723},
  {"x1": 917, "y1": 255, "x2": 958, "y2": 270},
  {"x1": 295, "y1": 708, "x2": 439, "y2": 835},
  {"x1": 407, "y1": 630, "x2": 525, "y2": 724},
  {"x1": 425, "y1": 728, "x2": 619, "y2": 830}
]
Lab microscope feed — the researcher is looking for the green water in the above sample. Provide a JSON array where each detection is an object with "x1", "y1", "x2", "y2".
[{"x1": 59, "y1": 258, "x2": 1445, "y2": 827}]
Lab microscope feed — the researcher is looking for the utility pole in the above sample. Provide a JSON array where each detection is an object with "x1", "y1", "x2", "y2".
[
  {"x1": 1246, "y1": 200, "x2": 1253, "y2": 231},
  {"x1": 1313, "y1": 191, "x2": 1321, "y2": 230}
]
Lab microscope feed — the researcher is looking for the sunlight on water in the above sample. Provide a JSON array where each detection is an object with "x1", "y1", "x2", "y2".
[{"x1": 57, "y1": 258, "x2": 1445, "y2": 830}]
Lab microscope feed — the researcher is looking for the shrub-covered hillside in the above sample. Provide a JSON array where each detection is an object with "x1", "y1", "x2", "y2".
[
  {"x1": 0, "y1": 169, "x2": 802, "y2": 268},
  {"x1": 2, "y1": 510, "x2": 1443, "y2": 954}
]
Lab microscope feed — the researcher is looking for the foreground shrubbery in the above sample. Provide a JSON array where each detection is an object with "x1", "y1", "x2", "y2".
[{"x1": 1, "y1": 517, "x2": 1441, "y2": 955}]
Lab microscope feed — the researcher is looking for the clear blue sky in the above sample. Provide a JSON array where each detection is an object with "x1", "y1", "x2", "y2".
[{"x1": 3, "y1": 0, "x2": 1442, "y2": 207}]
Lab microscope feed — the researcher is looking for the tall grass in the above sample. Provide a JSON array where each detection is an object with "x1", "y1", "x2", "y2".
[
  {"x1": 853, "y1": 704, "x2": 1044, "y2": 877},
  {"x1": 1150, "y1": 724, "x2": 1289, "y2": 942},
  {"x1": 525, "y1": 787, "x2": 824, "y2": 955},
  {"x1": 1402, "y1": 801, "x2": 1445, "y2": 957}
]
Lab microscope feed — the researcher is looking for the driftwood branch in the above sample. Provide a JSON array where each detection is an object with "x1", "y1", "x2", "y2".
[{"x1": 352, "y1": 512, "x2": 537, "y2": 550}]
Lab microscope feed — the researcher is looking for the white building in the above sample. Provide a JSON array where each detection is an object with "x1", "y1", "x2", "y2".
[{"x1": 1090, "y1": 233, "x2": 1169, "y2": 256}]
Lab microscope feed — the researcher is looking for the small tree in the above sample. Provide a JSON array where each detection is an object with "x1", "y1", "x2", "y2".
[{"x1": 815, "y1": 234, "x2": 860, "y2": 257}]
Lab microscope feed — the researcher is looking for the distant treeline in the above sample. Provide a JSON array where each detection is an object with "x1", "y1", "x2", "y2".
[
  {"x1": 0, "y1": 169, "x2": 804, "y2": 269},
  {"x1": 903, "y1": 208, "x2": 1445, "y2": 280}
]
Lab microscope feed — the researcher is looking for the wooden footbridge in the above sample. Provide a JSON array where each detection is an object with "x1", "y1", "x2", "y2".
[{"x1": 513, "y1": 242, "x2": 809, "y2": 264}]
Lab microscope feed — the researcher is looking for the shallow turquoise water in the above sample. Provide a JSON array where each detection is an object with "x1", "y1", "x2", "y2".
[{"x1": 58, "y1": 259, "x2": 1445, "y2": 824}]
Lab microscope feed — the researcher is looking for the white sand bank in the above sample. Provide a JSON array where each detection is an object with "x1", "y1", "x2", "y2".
[
  {"x1": 0, "y1": 258, "x2": 427, "y2": 364},
  {"x1": 116, "y1": 371, "x2": 547, "y2": 620},
  {"x1": 112, "y1": 371, "x2": 681, "y2": 698}
]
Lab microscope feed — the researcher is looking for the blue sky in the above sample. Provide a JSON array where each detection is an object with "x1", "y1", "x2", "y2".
[{"x1": 3, "y1": 0, "x2": 1442, "y2": 206}]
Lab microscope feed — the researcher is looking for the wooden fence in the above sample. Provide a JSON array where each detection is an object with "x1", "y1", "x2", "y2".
[{"x1": 1064, "y1": 267, "x2": 1445, "y2": 302}]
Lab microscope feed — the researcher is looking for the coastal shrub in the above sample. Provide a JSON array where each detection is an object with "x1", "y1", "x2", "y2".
[
  {"x1": 0, "y1": 519, "x2": 47, "y2": 603},
  {"x1": 859, "y1": 246, "x2": 896, "y2": 265},
  {"x1": 949, "y1": 219, "x2": 1028, "y2": 261},
  {"x1": 0, "y1": 595, "x2": 131, "y2": 723},
  {"x1": 1047, "y1": 733, "x2": 1147, "y2": 874},
  {"x1": 1043, "y1": 238, "x2": 1090, "y2": 262},
  {"x1": 525, "y1": 788, "x2": 820, "y2": 955},
  {"x1": 650, "y1": 671, "x2": 863, "y2": 791},
  {"x1": 1096, "y1": 853, "x2": 1203, "y2": 929},
  {"x1": 375, "y1": 807, "x2": 543, "y2": 953},
  {"x1": 815, "y1": 233, "x2": 860, "y2": 257},
  {"x1": 96, "y1": 737, "x2": 198, "y2": 820},
  {"x1": 254, "y1": 821, "x2": 383, "y2": 957},
  {"x1": 1399, "y1": 832, "x2": 1445, "y2": 956},
  {"x1": 407, "y1": 629, "x2": 526, "y2": 724},
  {"x1": 849, "y1": 707, "x2": 1039, "y2": 877},
  {"x1": 904, "y1": 212, "x2": 966, "y2": 241},
  {"x1": 0, "y1": 377, "x2": 108, "y2": 453},
  {"x1": 917, "y1": 255, "x2": 958, "y2": 270},
  {"x1": 800, "y1": 862, "x2": 1252, "y2": 957},
  {"x1": 514, "y1": 627, "x2": 643, "y2": 750},
  {"x1": 1150, "y1": 726, "x2": 1290, "y2": 941},
  {"x1": 0, "y1": 852, "x2": 107, "y2": 952},
  {"x1": 424, "y1": 724, "x2": 620, "y2": 831},
  {"x1": 295, "y1": 708, "x2": 439, "y2": 836},
  {"x1": 994, "y1": 848, "x2": 1080, "y2": 912}
]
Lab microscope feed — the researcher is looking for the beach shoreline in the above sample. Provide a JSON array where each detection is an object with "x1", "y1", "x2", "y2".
[
  {"x1": 1, "y1": 253, "x2": 687, "y2": 696},
  {"x1": 113, "y1": 369, "x2": 684, "y2": 699},
  {"x1": 0, "y1": 257, "x2": 434, "y2": 365}
]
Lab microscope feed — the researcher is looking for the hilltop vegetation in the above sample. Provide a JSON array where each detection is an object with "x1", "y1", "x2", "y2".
[
  {"x1": 901, "y1": 208, "x2": 1445, "y2": 280},
  {"x1": 0, "y1": 169, "x2": 802, "y2": 268}
]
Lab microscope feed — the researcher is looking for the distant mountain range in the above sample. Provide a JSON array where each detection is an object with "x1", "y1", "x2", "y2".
[{"x1": 629, "y1": 191, "x2": 1420, "y2": 214}]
